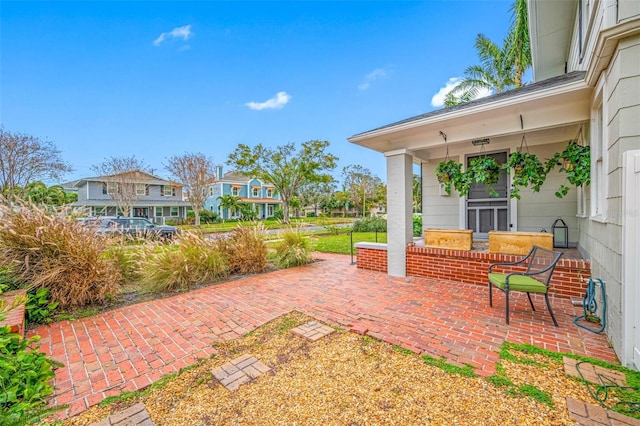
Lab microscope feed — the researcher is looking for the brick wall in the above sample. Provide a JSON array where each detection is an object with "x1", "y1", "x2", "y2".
[
  {"x1": 356, "y1": 247, "x2": 388, "y2": 273},
  {"x1": 356, "y1": 245, "x2": 590, "y2": 299}
]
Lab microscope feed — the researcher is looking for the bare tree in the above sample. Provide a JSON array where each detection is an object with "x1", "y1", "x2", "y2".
[
  {"x1": 92, "y1": 156, "x2": 151, "y2": 217},
  {"x1": 0, "y1": 127, "x2": 72, "y2": 203},
  {"x1": 165, "y1": 153, "x2": 216, "y2": 225}
]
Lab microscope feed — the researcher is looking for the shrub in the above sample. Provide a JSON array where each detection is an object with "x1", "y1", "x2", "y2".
[
  {"x1": 217, "y1": 223, "x2": 268, "y2": 274},
  {"x1": 352, "y1": 217, "x2": 387, "y2": 232},
  {"x1": 0, "y1": 204, "x2": 121, "y2": 308},
  {"x1": 0, "y1": 268, "x2": 23, "y2": 291},
  {"x1": 25, "y1": 288, "x2": 58, "y2": 325},
  {"x1": 413, "y1": 214, "x2": 423, "y2": 237},
  {"x1": 137, "y1": 232, "x2": 229, "y2": 292},
  {"x1": 306, "y1": 211, "x2": 316, "y2": 218},
  {"x1": 0, "y1": 302, "x2": 59, "y2": 422},
  {"x1": 276, "y1": 227, "x2": 313, "y2": 268}
]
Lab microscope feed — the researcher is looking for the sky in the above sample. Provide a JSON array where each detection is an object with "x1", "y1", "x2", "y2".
[{"x1": 1, "y1": 0, "x2": 515, "y2": 185}]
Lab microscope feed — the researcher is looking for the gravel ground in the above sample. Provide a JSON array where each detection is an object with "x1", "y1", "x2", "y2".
[{"x1": 63, "y1": 312, "x2": 596, "y2": 425}]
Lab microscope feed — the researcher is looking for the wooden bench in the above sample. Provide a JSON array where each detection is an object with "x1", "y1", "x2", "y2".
[{"x1": 0, "y1": 289, "x2": 27, "y2": 337}]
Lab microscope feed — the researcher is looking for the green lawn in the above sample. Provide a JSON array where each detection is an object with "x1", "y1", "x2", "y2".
[
  {"x1": 311, "y1": 232, "x2": 387, "y2": 254},
  {"x1": 179, "y1": 217, "x2": 354, "y2": 233}
]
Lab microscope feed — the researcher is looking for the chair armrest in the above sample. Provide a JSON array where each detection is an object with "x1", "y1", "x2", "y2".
[{"x1": 488, "y1": 247, "x2": 535, "y2": 272}]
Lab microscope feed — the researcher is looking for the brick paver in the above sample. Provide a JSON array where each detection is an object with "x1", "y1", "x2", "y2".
[
  {"x1": 31, "y1": 253, "x2": 618, "y2": 419},
  {"x1": 212, "y1": 354, "x2": 271, "y2": 391},
  {"x1": 291, "y1": 321, "x2": 335, "y2": 341},
  {"x1": 567, "y1": 398, "x2": 640, "y2": 425},
  {"x1": 91, "y1": 402, "x2": 153, "y2": 426},
  {"x1": 564, "y1": 357, "x2": 628, "y2": 387}
]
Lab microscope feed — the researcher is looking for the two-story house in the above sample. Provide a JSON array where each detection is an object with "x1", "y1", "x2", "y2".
[
  {"x1": 205, "y1": 166, "x2": 282, "y2": 220},
  {"x1": 67, "y1": 171, "x2": 191, "y2": 223},
  {"x1": 349, "y1": 0, "x2": 640, "y2": 368}
]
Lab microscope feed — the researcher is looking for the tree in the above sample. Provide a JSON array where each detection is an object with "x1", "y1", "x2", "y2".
[
  {"x1": 165, "y1": 153, "x2": 216, "y2": 226},
  {"x1": 91, "y1": 156, "x2": 151, "y2": 217},
  {"x1": 0, "y1": 127, "x2": 72, "y2": 203},
  {"x1": 342, "y1": 165, "x2": 382, "y2": 217},
  {"x1": 444, "y1": 0, "x2": 530, "y2": 106},
  {"x1": 25, "y1": 181, "x2": 76, "y2": 206},
  {"x1": 413, "y1": 174, "x2": 422, "y2": 213},
  {"x1": 227, "y1": 140, "x2": 338, "y2": 224},
  {"x1": 217, "y1": 194, "x2": 241, "y2": 221},
  {"x1": 298, "y1": 180, "x2": 336, "y2": 217}
]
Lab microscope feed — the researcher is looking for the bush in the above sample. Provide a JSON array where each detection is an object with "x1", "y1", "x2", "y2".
[
  {"x1": 0, "y1": 302, "x2": 59, "y2": 423},
  {"x1": 25, "y1": 288, "x2": 58, "y2": 325},
  {"x1": 137, "y1": 232, "x2": 229, "y2": 292},
  {"x1": 0, "y1": 268, "x2": 23, "y2": 292},
  {"x1": 352, "y1": 217, "x2": 387, "y2": 232},
  {"x1": 217, "y1": 223, "x2": 268, "y2": 274},
  {"x1": 276, "y1": 227, "x2": 313, "y2": 268},
  {"x1": 0, "y1": 205, "x2": 121, "y2": 308},
  {"x1": 413, "y1": 214, "x2": 423, "y2": 237},
  {"x1": 306, "y1": 211, "x2": 316, "y2": 218}
]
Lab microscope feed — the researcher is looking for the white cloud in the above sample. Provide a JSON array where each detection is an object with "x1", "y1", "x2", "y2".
[
  {"x1": 431, "y1": 77, "x2": 493, "y2": 107},
  {"x1": 153, "y1": 24, "x2": 193, "y2": 47},
  {"x1": 358, "y1": 68, "x2": 388, "y2": 91},
  {"x1": 245, "y1": 91, "x2": 292, "y2": 111}
]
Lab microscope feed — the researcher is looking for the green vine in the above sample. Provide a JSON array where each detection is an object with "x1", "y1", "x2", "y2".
[
  {"x1": 461, "y1": 156, "x2": 501, "y2": 197},
  {"x1": 545, "y1": 142, "x2": 590, "y2": 198},
  {"x1": 503, "y1": 151, "x2": 547, "y2": 199},
  {"x1": 435, "y1": 160, "x2": 463, "y2": 195}
]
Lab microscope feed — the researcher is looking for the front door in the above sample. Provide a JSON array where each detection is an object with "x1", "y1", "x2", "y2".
[{"x1": 466, "y1": 151, "x2": 509, "y2": 239}]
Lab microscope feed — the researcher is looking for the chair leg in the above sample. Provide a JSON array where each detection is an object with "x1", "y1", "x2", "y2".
[
  {"x1": 489, "y1": 282, "x2": 493, "y2": 307},
  {"x1": 544, "y1": 293, "x2": 559, "y2": 327},
  {"x1": 526, "y1": 292, "x2": 536, "y2": 311},
  {"x1": 505, "y1": 290, "x2": 510, "y2": 324}
]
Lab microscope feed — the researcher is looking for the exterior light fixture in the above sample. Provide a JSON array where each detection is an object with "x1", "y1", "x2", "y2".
[
  {"x1": 552, "y1": 218, "x2": 569, "y2": 248},
  {"x1": 471, "y1": 138, "x2": 490, "y2": 146}
]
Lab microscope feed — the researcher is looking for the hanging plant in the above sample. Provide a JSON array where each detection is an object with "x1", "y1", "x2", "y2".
[
  {"x1": 503, "y1": 150, "x2": 547, "y2": 199},
  {"x1": 545, "y1": 128, "x2": 590, "y2": 198},
  {"x1": 460, "y1": 156, "x2": 501, "y2": 197},
  {"x1": 435, "y1": 159, "x2": 462, "y2": 194}
]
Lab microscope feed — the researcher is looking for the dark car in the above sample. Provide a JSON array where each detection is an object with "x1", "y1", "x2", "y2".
[{"x1": 91, "y1": 216, "x2": 178, "y2": 240}]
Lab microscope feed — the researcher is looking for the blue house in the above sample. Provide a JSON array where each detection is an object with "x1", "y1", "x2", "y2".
[{"x1": 205, "y1": 166, "x2": 281, "y2": 219}]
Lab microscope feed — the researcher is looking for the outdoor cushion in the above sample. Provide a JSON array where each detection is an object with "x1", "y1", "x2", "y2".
[{"x1": 488, "y1": 273, "x2": 548, "y2": 293}]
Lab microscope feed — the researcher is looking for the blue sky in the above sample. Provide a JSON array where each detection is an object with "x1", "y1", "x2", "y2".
[{"x1": 1, "y1": 1, "x2": 514, "y2": 184}]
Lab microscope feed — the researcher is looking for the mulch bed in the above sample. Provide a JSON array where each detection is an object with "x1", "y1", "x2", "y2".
[{"x1": 63, "y1": 311, "x2": 600, "y2": 425}]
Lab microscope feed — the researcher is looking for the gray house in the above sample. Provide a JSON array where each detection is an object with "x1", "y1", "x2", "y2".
[{"x1": 68, "y1": 171, "x2": 191, "y2": 223}]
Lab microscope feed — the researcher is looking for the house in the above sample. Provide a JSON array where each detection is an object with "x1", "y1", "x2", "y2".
[
  {"x1": 204, "y1": 166, "x2": 282, "y2": 219},
  {"x1": 67, "y1": 171, "x2": 191, "y2": 223},
  {"x1": 349, "y1": 0, "x2": 640, "y2": 369}
]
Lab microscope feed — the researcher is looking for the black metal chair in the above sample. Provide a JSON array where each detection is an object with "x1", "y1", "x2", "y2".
[{"x1": 488, "y1": 245, "x2": 563, "y2": 326}]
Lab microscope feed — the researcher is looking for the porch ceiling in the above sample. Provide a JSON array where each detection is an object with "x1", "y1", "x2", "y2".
[{"x1": 348, "y1": 72, "x2": 591, "y2": 162}]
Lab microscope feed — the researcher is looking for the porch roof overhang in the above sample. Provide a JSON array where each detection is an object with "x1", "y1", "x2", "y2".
[{"x1": 348, "y1": 71, "x2": 591, "y2": 162}]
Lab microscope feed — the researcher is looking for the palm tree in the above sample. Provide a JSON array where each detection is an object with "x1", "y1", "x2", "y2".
[
  {"x1": 217, "y1": 194, "x2": 241, "y2": 222},
  {"x1": 444, "y1": 0, "x2": 530, "y2": 106}
]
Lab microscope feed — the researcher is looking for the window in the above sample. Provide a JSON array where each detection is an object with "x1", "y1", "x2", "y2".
[
  {"x1": 267, "y1": 189, "x2": 273, "y2": 198},
  {"x1": 252, "y1": 187, "x2": 260, "y2": 197},
  {"x1": 136, "y1": 184, "x2": 146, "y2": 196},
  {"x1": 155, "y1": 207, "x2": 163, "y2": 217},
  {"x1": 106, "y1": 182, "x2": 118, "y2": 195},
  {"x1": 170, "y1": 207, "x2": 179, "y2": 217},
  {"x1": 268, "y1": 205, "x2": 274, "y2": 217},
  {"x1": 209, "y1": 187, "x2": 214, "y2": 197},
  {"x1": 162, "y1": 186, "x2": 174, "y2": 196},
  {"x1": 232, "y1": 186, "x2": 240, "y2": 196}
]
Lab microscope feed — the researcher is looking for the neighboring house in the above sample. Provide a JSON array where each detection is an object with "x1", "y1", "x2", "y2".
[
  {"x1": 204, "y1": 166, "x2": 282, "y2": 219},
  {"x1": 349, "y1": 0, "x2": 640, "y2": 369},
  {"x1": 67, "y1": 171, "x2": 191, "y2": 223}
]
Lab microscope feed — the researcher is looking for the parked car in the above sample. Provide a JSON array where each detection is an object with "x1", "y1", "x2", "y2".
[{"x1": 87, "y1": 216, "x2": 178, "y2": 240}]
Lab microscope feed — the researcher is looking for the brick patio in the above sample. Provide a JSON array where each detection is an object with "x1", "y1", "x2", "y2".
[{"x1": 31, "y1": 252, "x2": 618, "y2": 419}]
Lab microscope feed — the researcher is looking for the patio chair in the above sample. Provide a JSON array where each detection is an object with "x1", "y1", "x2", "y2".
[{"x1": 488, "y1": 245, "x2": 563, "y2": 327}]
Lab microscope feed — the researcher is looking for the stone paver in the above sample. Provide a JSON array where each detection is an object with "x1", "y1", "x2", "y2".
[
  {"x1": 564, "y1": 357, "x2": 627, "y2": 387},
  {"x1": 567, "y1": 398, "x2": 640, "y2": 425},
  {"x1": 30, "y1": 252, "x2": 618, "y2": 419},
  {"x1": 212, "y1": 354, "x2": 270, "y2": 391},
  {"x1": 291, "y1": 321, "x2": 335, "y2": 341},
  {"x1": 91, "y1": 402, "x2": 153, "y2": 426}
]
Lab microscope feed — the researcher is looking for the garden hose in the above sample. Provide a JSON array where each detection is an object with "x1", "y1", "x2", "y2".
[
  {"x1": 575, "y1": 361, "x2": 639, "y2": 414},
  {"x1": 573, "y1": 278, "x2": 606, "y2": 333}
]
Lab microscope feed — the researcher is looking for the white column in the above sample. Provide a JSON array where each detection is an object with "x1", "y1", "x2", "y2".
[{"x1": 385, "y1": 149, "x2": 414, "y2": 277}]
